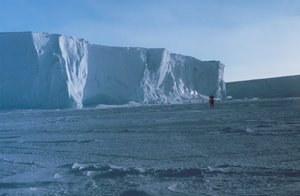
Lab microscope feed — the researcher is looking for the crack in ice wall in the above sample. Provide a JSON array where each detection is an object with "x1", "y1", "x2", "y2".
[
  {"x1": 141, "y1": 50, "x2": 226, "y2": 104},
  {"x1": 59, "y1": 36, "x2": 88, "y2": 108},
  {"x1": 217, "y1": 62, "x2": 226, "y2": 98},
  {"x1": 31, "y1": 32, "x2": 88, "y2": 108},
  {"x1": 141, "y1": 49, "x2": 174, "y2": 104},
  {"x1": 157, "y1": 50, "x2": 171, "y2": 87}
]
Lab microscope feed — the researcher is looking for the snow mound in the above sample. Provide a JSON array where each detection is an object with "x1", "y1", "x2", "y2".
[{"x1": 0, "y1": 32, "x2": 226, "y2": 109}]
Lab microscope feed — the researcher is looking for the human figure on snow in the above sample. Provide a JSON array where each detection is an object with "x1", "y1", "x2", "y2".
[{"x1": 209, "y1": 95, "x2": 215, "y2": 109}]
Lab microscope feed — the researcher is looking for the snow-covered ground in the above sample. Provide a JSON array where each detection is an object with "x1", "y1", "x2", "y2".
[{"x1": 0, "y1": 98, "x2": 299, "y2": 195}]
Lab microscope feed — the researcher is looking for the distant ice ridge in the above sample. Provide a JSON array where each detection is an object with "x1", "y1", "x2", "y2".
[{"x1": 0, "y1": 32, "x2": 226, "y2": 109}]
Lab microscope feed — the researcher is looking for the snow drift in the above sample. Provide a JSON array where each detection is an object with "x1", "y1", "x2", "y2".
[{"x1": 0, "y1": 32, "x2": 226, "y2": 109}]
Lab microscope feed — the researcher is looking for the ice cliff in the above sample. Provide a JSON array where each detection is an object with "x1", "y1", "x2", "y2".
[
  {"x1": 227, "y1": 75, "x2": 300, "y2": 99},
  {"x1": 0, "y1": 32, "x2": 226, "y2": 109}
]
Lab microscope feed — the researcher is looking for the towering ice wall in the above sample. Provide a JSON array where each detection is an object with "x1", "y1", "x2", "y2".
[
  {"x1": 0, "y1": 32, "x2": 226, "y2": 109},
  {"x1": 0, "y1": 32, "x2": 88, "y2": 109}
]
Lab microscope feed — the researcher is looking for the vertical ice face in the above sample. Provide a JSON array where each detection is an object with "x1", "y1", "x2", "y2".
[
  {"x1": 31, "y1": 32, "x2": 70, "y2": 108},
  {"x1": 32, "y1": 32, "x2": 88, "y2": 108},
  {"x1": 0, "y1": 32, "x2": 89, "y2": 109},
  {"x1": 0, "y1": 32, "x2": 226, "y2": 109},
  {"x1": 0, "y1": 32, "x2": 39, "y2": 109},
  {"x1": 59, "y1": 36, "x2": 88, "y2": 108},
  {"x1": 141, "y1": 49, "x2": 226, "y2": 104},
  {"x1": 83, "y1": 46, "x2": 147, "y2": 105},
  {"x1": 216, "y1": 62, "x2": 226, "y2": 98},
  {"x1": 141, "y1": 49, "x2": 171, "y2": 103}
]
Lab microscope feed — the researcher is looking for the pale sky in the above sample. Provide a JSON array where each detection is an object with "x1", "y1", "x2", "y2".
[{"x1": 1, "y1": 0, "x2": 299, "y2": 81}]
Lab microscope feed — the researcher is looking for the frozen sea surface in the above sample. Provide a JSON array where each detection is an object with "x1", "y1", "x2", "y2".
[{"x1": 0, "y1": 98, "x2": 299, "y2": 196}]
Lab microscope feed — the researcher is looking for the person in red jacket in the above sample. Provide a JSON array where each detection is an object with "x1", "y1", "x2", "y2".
[{"x1": 209, "y1": 95, "x2": 215, "y2": 109}]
